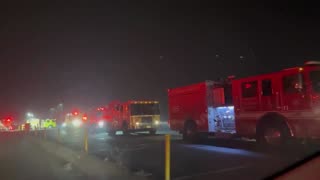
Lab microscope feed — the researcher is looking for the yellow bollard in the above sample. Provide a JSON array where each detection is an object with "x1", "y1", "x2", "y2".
[
  {"x1": 165, "y1": 134, "x2": 171, "y2": 180},
  {"x1": 84, "y1": 128, "x2": 88, "y2": 153}
]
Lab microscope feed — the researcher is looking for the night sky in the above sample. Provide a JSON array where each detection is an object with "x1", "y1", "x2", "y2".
[{"x1": 1, "y1": 1, "x2": 319, "y2": 119}]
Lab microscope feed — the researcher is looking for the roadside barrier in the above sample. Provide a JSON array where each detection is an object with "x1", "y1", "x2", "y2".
[
  {"x1": 165, "y1": 134, "x2": 171, "y2": 180},
  {"x1": 84, "y1": 127, "x2": 89, "y2": 153}
]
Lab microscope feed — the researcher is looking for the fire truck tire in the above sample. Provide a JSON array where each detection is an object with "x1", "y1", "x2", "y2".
[
  {"x1": 256, "y1": 119, "x2": 290, "y2": 146},
  {"x1": 183, "y1": 121, "x2": 198, "y2": 143}
]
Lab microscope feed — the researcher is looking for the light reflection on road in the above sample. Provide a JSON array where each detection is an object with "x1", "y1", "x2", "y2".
[{"x1": 182, "y1": 144, "x2": 266, "y2": 158}]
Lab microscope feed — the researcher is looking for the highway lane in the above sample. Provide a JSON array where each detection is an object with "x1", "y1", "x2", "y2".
[{"x1": 46, "y1": 128, "x2": 319, "y2": 180}]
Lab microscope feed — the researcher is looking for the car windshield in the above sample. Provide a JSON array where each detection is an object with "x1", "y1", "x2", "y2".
[
  {"x1": 2, "y1": 2, "x2": 320, "y2": 180},
  {"x1": 310, "y1": 70, "x2": 320, "y2": 92},
  {"x1": 130, "y1": 104, "x2": 160, "y2": 115}
]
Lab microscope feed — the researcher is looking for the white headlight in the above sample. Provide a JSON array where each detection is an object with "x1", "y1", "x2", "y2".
[
  {"x1": 135, "y1": 122, "x2": 140, "y2": 125},
  {"x1": 98, "y1": 121, "x2": 104, "y2": 127},
  {"x1": 155, "y1": 120, "x2": 159, "y2": 125},
  {"x1": 72, "y1": 119, "x2": 82, "y2": 127},
  {"x1": 62, "y1": 122, "x2": 67, "y2": 127}
]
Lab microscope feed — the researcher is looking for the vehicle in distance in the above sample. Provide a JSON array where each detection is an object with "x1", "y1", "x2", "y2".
[
  {"x1": 87, "y1": 106, "x2": 109, "y2": 131},
  {"x1": 41, "y1": 119, "x2": 57, "y2": 128},
  {"x1": 99, "y1": 100, "x2": 161, "y2": 135},
  {"x1": 168, "y1": 61, "x2": 320, "y2": 145},
  {"x1": 62, "y1": 110, "x2": 86, "y2": 128},
  {"x1": 0, "y1": 117, "x2": 13, "y2": 131}
]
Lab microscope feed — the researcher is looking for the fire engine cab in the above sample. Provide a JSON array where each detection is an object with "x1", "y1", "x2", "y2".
[
  {"x1": 62, "y1": 110, "x2": 87, "y2": 128},
  {"x1": 101, "y1": 100, "x2": 161, "y2": 135},
  {"x1": 168, "y1": 61, "x2": 320, "y2": 144}
]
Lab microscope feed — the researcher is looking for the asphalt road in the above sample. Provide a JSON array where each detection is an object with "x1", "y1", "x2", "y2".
[
  {"x1": 45, "y1": 127, "x2": 319, "y2": 180},
  {"x1": 0, "y1": 132, "x2": 86, "y2": 180}
]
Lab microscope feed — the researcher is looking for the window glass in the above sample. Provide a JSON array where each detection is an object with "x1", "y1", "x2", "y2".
[
  {"x1": 241, "y1": 81, "x2": 258, "y2": 98},
  {"x1": 130, "y1": 104, "x2": 160, "y2": 115},
  {"x1": 310, "y1": 70, "x2": 320, "y2": 92},
  {"x1": 262, "y1": 79, "x2": 272, "y2": 96},
  {"x1": 283, "y1": 74, "x2": 303, "y2": 93}
]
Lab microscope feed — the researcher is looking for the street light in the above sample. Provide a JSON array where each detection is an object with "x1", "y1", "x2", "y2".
[
  {"x1": 58, "y1": 103, "x2": 63, "y2": 109},
  {"x1": 26, "y1": 112, "x2": 34, "y2": 118}
]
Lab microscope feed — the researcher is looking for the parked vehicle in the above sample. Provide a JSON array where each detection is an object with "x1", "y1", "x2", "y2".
[
  {"x1": 97, "y1": 100, "x2": 161, "y2": 135},
  {"x1": 168, "y1": 61, "x2": 320, "y2": 145}
]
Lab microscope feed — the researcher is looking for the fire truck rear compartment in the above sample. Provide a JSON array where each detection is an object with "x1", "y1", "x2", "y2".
[{"x1": 208, "y1": 106, "x2": 236, "y2": 134}]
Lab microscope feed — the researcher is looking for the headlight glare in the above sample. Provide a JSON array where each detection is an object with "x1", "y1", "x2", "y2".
[{"x1": 72, "y1": 119, "x2": 82, "y2": 127}]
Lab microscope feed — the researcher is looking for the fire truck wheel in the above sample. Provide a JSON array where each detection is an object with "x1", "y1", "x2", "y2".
[
  {"x1": 257, "y1": 120, "x2": 290, "y2": 146},
  {"x1": 183, "y1": 121, "x2": 198, "y2": 143}
]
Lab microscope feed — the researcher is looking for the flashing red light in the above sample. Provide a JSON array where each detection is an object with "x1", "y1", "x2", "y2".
[
  {"x1": 97, "y1": 107, "x2": 105, "y2": 111},
  {"x1": 82, "y1": 116, "x2": 87, "y2": 121},
  {"x1": 73, "y1": 111, "x2": 78, "y2": 116}
]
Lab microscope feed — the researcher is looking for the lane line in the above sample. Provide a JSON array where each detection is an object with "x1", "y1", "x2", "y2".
[{"x1": 173, "y1": 165, "x2": 249, "y2": 180}]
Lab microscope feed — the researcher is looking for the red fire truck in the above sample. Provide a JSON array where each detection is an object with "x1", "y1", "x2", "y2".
[
  {"x1": 96, "y1": 100, "x2": 161, "y2": 135},
  {"x1": 87, "y1": 101, "x2": 122, "y2": 131},
  {"x1": 88, "y1": 106, "x2": 108, "y2": 129},
  {"x1": 168, "y1": 61, "x2": 320, "y2": 145},
  {"x1": 62, "y1": 110, "x2": 87, "y2": 129},
  {"x1": 1, "y1": 117, "x2": 14, "y2": 131}
]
